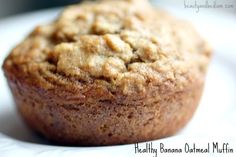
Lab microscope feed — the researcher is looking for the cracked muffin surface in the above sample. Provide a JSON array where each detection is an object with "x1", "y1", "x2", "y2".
[
  {"x1": 3, "y1": 0, "x2": 212, "y2": 145},
  {"x1": 4, "y1": 0, "x2": 211, "y2": 94}
]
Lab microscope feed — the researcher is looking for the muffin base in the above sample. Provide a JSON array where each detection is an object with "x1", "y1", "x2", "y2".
[{"x1": 7, "y1": 74, "x2": 204, "y2": 146}]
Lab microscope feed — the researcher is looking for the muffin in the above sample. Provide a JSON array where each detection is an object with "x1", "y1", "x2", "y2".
[{"x1": 2, "y1": 0, "x2": 211, "y2": 145}]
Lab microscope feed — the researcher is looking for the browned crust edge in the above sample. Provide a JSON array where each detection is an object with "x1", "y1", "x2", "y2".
[{"x1": 4, "y1": 65, "x2": 204, "y2": 145}]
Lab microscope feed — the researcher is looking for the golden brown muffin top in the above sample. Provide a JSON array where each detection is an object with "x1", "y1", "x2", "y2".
[{"x1": 4, "y1": 0, "x2": 211, "y2": 94}]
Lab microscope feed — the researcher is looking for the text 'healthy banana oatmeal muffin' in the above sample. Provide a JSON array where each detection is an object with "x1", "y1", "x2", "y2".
[{"x1": 3, "y1": 0, "x2": 211, "y2": 145}]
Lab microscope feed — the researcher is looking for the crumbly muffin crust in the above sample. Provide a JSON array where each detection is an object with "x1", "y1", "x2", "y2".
[
  {"x1": 3, "y1": 0, "x2": 211, "y2": 145},
  {"x1": 4, "y1": 0, "x2": 211, "y2": 94}
]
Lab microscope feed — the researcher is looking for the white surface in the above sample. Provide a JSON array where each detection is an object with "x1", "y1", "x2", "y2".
[{"x1": 0, "y1": 6, "x2": 236, "y2": 157}]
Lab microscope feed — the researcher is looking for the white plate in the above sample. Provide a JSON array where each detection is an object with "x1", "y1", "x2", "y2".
[{"x1": 0, "y1": 5, "x2": 236, "y2": 157}]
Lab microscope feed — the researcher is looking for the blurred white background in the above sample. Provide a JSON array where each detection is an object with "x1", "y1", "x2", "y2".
[{"x1": 0, "y1": 0, "x2": 235, "y2": 19}]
